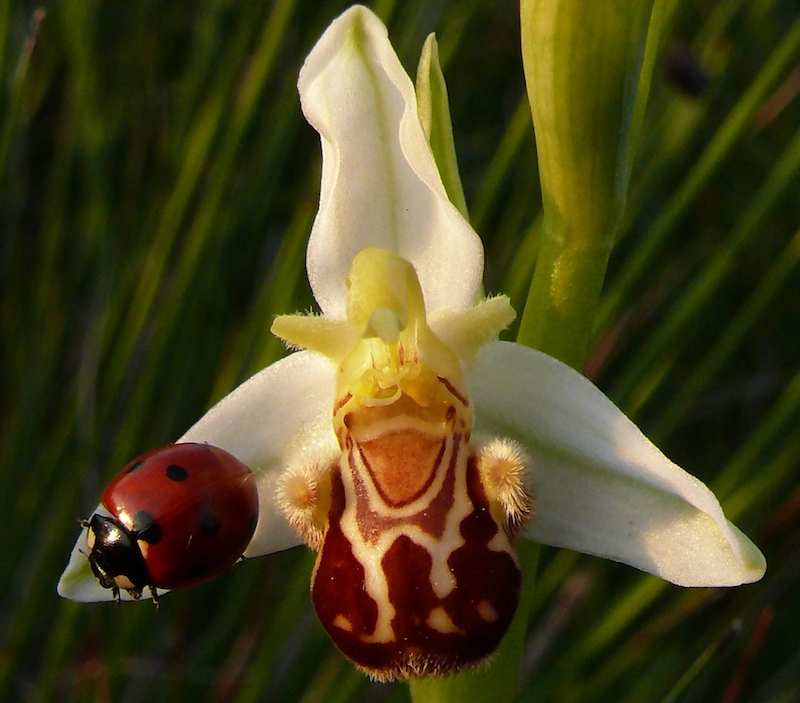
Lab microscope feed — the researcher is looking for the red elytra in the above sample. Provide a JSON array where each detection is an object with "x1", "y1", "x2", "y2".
[{"x1": 86, "y1": 442, "x2": 258, "y2": 602}]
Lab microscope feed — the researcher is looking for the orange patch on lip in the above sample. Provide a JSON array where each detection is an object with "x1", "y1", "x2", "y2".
[{"x1": 359, "y1": 431, "x2": 444, "y2": 507}]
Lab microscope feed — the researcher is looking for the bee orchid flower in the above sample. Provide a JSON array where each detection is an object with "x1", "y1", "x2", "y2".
[{"x1": 59, "y1": 4, "x2": 765, "y2": 682}]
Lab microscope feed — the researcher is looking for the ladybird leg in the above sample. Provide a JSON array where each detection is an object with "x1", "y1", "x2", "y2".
[
  {"x1": 77, "y1": 520, "x2": 91, "y2": 558},
  {"x1": 277, "y1": 455, "x2": 337, "y2": 551},
  {"x1": 149, "y1": 586, "x2": 160, "y2": 611},
  {"x1": 126, "y1": 585, "x2": 143, "y2": 601},
  {"x1": 477, "y1": 437, "x2": 534, "y2": 538}
]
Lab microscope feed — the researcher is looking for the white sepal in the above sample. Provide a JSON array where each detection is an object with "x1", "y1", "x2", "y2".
[
  {"x1": 180, "y1": 351, "x2": 339, "y2": 557},
  {"x1": 299, "y1": 5, "x2": 483, "y2": 320},
  {"x1": 470, "y1": 341, "x2": 766, "y2": 587}
]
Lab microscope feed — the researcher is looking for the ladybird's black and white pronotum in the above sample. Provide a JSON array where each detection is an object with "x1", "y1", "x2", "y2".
[{"x1": 83, "y1": 443, "x2": 258, "y2": 605}]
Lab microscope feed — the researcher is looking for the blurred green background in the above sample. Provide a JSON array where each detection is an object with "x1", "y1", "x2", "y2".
[{"x1": 3, "y1": 0, "x2": 800, "y2": 701}]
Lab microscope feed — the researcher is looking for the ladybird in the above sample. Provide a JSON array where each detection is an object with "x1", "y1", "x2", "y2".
[{"x1": 83, "y1": 442, "x2": 259, "y2": 606}]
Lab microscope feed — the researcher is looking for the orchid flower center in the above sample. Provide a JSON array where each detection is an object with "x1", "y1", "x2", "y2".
[{"x1": 334, "y1": 248, "x2": 472, "y2": 447}]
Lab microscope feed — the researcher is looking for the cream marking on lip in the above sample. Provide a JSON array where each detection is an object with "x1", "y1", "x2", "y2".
[
  {"x1": 427, "y1": 607, "x2": 463, "y2": 634},
  {"x1": 333, "y1": 614, "x2": 354, "y2": 632},
  {"x1": 477, "y1": 600, "x2": 499, "y2": 623}
]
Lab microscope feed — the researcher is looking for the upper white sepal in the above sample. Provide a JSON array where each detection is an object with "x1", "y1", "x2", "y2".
[{"x1": 299, "y1": 5, "x2": 483, "y2": 320}]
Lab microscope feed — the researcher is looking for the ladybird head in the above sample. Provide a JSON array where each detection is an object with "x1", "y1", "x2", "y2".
[{"x1": 84, "y1": 514, "x2": 151, "y2": 603}]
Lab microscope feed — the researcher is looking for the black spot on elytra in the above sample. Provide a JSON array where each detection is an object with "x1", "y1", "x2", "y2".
[
  {"x1": 200, "y1": 512, "x2": 220, "y2": 536},
  {"x1": 126, "y1": 460, "x2": 145, "y2": 474},
  {"x1": 132, "y1": 510, "x2": 154, "y2": 532},
  {"x1": 166, "y1": 464, "x2": 189, "y2": 482},
  {"x1": 133, "y1": 511, "x2": 162, "y2": 544}
]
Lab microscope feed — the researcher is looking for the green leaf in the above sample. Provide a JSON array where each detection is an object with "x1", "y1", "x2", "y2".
[{"x1": 415, "y1": 33, "x2": 469, "y2": 219}]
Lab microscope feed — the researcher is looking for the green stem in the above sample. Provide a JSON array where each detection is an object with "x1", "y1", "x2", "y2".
[
  {"x1": 508, "y1": 1, "x2": 663, "y2": 701},
  {"x1": 516, "y1": 223, "x2": 613, "y2": 369},
  {"x1": 516, "y1": 0, "x2": 664, "y2": 368}
]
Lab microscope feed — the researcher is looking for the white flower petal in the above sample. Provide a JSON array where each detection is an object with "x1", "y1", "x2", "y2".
[
  {"x1": 180, "y1": 351, "x2": 339, "y2": 557},
  {"x1": 299, "y1": 5, "x2": 483, "y2": 319},
  {"x1": 471, "y1": 341, "x2": 766, "y2": 587}
]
